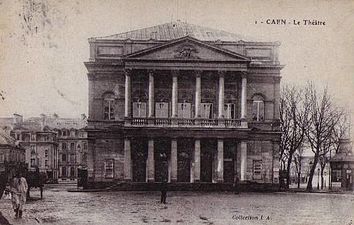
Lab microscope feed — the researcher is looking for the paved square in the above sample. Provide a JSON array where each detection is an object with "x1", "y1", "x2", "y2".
[{"x1": 0, "y1": 185, "x2": 353, "y2": 225}]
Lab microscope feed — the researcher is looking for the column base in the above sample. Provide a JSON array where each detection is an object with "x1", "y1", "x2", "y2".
[
  {"x1": 170, "y1": 178, "x2": 178, "y2": 183},
  {"x1": 147, "y1": 178, "x2": 155, "y2": 183}
]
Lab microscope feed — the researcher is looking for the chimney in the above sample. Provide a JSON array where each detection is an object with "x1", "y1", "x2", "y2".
[
  {"x1": 40, "y1": 113, "x2": 46, "y2": 130},
  {"x1": 13, "y1": 113, "x2": 23, "y2": 124}
]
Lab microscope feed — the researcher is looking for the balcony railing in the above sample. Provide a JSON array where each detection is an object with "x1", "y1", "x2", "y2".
[{"x1": 127, "y1": 118, "x2": 242, "y2": 128}]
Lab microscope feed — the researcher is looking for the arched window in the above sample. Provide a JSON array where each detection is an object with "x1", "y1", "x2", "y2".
[
  {"x1": 103, "y1": 92, "x2": 115, "y2": 120},
  {"x1": 252, "y1": 94, "x2": 265, "y2": 121}
]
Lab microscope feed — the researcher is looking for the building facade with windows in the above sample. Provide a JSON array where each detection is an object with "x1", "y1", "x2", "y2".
[
  {"x1": 56, "y1": 128, "x2": 88, "y2": 182},
  {"x1": 11, "y1": 125, "x2": 58, "y2": 182},
  {"x1": 85, "y1": 21, "x2": 282, "y2": 189},
  {"x1": 330, "y1": 138, "x2": 354, "y2": 190},
  {"x1": 0, "y1": 129, "x2": 26, "y2": 180}
]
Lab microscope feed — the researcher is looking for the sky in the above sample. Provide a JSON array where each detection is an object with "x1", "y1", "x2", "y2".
[{"x1": 0, "y1": 0, "x2": 353, "y2": 136}]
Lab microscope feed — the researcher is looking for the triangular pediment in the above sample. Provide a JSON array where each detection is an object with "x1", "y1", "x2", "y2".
[{"x1": 124, "y1": 36, "x2": 250, "y2": 62}]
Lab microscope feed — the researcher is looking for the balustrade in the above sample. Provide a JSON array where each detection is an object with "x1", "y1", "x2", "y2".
[{"x1": 126, "y1": 117, "x2": 241, "y2": 128}]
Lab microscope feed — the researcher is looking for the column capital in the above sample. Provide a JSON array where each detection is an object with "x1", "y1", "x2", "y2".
[
  {"x1": 124, "y1": 68, "x2": 132, "y2": 76},
  {"x1": 147, "y1": 69, "x2": 155, "y2": 75},
  {"x1": 171, "y1": 70, "x2": 179, "y2": 77},
  {"x1": 195, "y1": 70, "x2": 202, "y2": 77},
  {"x1": 241, "y1": 71, "x2": 248, "y2": 79},
  {"x1": 218, "y1": 70, "x2": 226, "y2": 77}
]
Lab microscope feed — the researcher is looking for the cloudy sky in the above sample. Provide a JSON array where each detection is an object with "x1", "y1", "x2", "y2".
[{"x1": 0, "y1": 0, "x2": 353, "y2": 130}]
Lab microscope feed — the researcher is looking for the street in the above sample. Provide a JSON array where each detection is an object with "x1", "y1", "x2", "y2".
[{"x1": 0, "y1": 185, "x2": 353, "y2": 225}]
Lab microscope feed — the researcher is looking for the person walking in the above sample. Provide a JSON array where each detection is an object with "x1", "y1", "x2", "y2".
[
  {"x1": 10, "y1": 170, "x2": 28, "y2": 218},
  {"x1": 160, "y1": 180, "x2": 168, "y2": 204}
]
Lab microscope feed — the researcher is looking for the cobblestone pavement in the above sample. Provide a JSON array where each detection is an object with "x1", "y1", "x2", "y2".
[{"x1": 0, "y1": 185, "x2": 353, "y2": 225}]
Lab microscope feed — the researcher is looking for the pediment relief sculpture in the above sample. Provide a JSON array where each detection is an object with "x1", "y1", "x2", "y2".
[{"x1": 174, "y1": 44, "x2": 200, "y2": 59}]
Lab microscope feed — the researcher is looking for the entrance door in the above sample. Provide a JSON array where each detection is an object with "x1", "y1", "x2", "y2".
[
  {"x1": 201, "y1": 140, "x2": 216, "y2": 182},
  {"x1": 155, "y1": 139, "x2": 170, "y2": 182},
  {"x1": 224, "y1": 140, "x2": 236, "y2": 183},
  {"x1": 132, "y1": 139, "x2": 147, "y2": 182},
  {"x1": 177, "y1": 139, "x2": 192, "y2": 182}
]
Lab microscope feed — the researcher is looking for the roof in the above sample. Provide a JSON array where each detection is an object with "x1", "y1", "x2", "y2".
[
  {"x1": 0, "y1": 129, "x2": 16, "y2": 146},
  {"x1": 95, "y1": 21, "x2": 253, "y2": 42}
]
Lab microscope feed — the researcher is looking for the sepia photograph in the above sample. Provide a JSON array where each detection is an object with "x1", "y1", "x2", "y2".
[{"x1": 0, "y1": 0, "x2": 353, "y2": 224}]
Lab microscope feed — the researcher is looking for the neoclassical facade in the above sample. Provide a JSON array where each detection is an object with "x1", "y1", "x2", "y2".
[{"x1": 85, "y1": 22, "x2": 282, "y2": 189}]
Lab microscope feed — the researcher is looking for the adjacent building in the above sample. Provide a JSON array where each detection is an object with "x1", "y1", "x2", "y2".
[
  {"x1": 0, "y1": 129, "x2": 26, "y2": 180},
  {"x1": 0, "y1": 114, "x2": 88, "y2": 183},
  {"x1": 85, "y1": 21, "x2": 283, "y2": 189},
  {"x1": 330, "y1": 138, "x2": 354, "y2": 190},
  {"x1": 50, "y1": 116, "x2": 88, "y2": 182},
  {"x1": 10, "y1": 115, "x2": 59, "y2": 182}
]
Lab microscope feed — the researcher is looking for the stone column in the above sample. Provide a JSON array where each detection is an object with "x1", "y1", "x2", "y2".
[
  {"x1": 217, "y1": 139, "x2": 224, "y2": 182},
  {"x1": 171, "y1": 71, "x2": 178, "y2": 117},
  {"x1": 240, "y1": 73, "x2": 247, "y2": 119},
  {"x1": 240, "y1": 141, "x2": 247, "y2": 181},
  {"x1": 218, "y1": 71, "x2": 225, "y2": 118},
  {"x1": 124, "y1": 138, "x2": 132, "y2": 181},
  {"x1": 171, "y1": 139, "x2": 178, "y2": 182},
  {"x1": 148, "y1": 70, "x2": 155, "y2": 118},
  {"x1": 193, "y1": 139, "x2": 201, "y2": 182},
  {"x1": 147, "y1": 139, "x2": 155, "y2": 182},
  {"x1": 124, "y1": 69, "x2": 132, "y2": 118},
  {"x1": 195, "y1": 71, "x2": 201, "y2": 118}
]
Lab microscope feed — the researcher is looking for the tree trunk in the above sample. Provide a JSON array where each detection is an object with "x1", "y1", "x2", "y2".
[
  {"x1": 306, "y1": 153, "x2": 319, "y2": 191},
  {"x1": 286, "y1": 152, "x2": 294, "y2": 189},
  {"x1": 320, "y1": 164, "x2": 325, "y2": 189},
  {"x1": 297, "y1": 172, "x2": 301, "y2": 188}
]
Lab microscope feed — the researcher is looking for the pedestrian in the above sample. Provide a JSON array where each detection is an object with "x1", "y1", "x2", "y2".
[
  {"x1": 10, "y1": 170, "x2": 28, "y2": 218},
  {"x1": 160, "y1": 180, "x2": 167, "y2": 204}
]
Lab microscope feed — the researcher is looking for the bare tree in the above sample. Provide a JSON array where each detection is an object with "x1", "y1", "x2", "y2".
[
  {"x1": 293, "y1": 146, "x2": 304, "y2": 188},
  {"x1": 280, "y1": 85, "x2": 310, "y2": 188},
  {"x1": 318, "y1": 111, "x2": 350, "y2": 189},
  {"x1": 305, "y1": 83, "x2": 344, "y2": 191}
]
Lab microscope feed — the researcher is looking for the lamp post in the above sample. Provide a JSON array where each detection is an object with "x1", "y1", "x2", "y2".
[{"x1": 317, "y1": 168, "x2": 320, "y2": 190}]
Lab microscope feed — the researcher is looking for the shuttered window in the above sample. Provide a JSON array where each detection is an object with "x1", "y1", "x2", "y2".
[
  {"x1": 104, "y1": 159, "x2": 114, "y2": 179},
  {"x1": 224, "y1": 103, "x2": 235, "y2": 119},
  {"x1": 178, "y1": 103, "x2": 192, "y2": 118},
  {"x1": 200, "y1": 103, "x2": 213, "y2": 119},
  {"x1": 253, "y1": 160, "x2": 262, "y2": 180},
  {"x1": 133, "y1": 102, "x2": 147, "y2": 118},
  {"x1": 155, "y1": 102, "x2": 169, "y2": 118}
]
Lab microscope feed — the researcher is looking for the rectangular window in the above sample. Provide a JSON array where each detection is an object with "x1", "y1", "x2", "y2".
[
  {"x1": 83, "y1": 143, "x2": 87, "y2": 150},
  {"x1": 200, "y1": 103, "x2": 213, "y2": 119},
  {"x1": 30, "y1": 158, "x2": 36, "y2": 167},
  {"x1": 104, "y1": 99, "x2": 115, "y2": 120},
  {"x1": 155, "y1": 102, "x2": 169, "y2": 118},
  {"x1": 70, "y1": 154, "x2": 75, "y2": 163},
  {"x1": 104, "y1": 159, "x2": 114, "y2": 178},
  {"x1": 62, "y1": 142, "x2": 67, "y2": 150},
  {"x1": 132, "y1": 102, "x2": 147, "y2": 118},
  {"x1": 332, "y1": 169, "x2": 342, "y2": 182},
  {"x1": 178, "y1": 103, "x2": 192, "y2": 118},
  {"x1": 45, "y1": 160, "x2": 48, "y2": 167},
  {"x1": 70, "y1": 143, "x2": 75, "y2": 150},
  {"x1": 62, "y1": 154, "x2": 67, "y2": 162},
  {"x1": 224, "y1": 103, "x2": 235, "y2": 119},
  {"x1": 252, "y1": 100, "x2": 265, "y2": 121},
  {"x1": 45, "y1": 149, "x2": 48, "y2": 158},
  {"x1": 253, "y1": 160, "x2": 262, "y2": 180},
  {"x1": 30, "y1": 145, "x2": 36, "y2": 155}
]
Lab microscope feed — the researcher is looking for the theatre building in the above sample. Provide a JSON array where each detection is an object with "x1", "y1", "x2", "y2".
[{"x1": 85, "y1": 22, "x2": 283, "y2": 189}]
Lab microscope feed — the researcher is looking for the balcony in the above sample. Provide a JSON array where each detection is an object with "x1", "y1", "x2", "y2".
[{"x1": 125, "y1": 117, "x2": 243, "y2": 128}]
